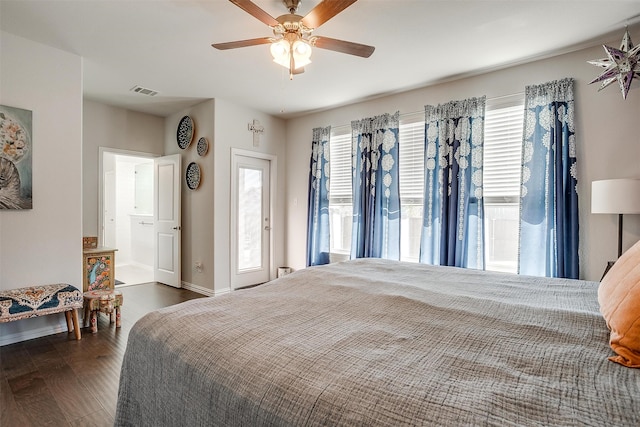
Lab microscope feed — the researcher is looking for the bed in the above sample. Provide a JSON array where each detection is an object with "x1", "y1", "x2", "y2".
[{"x1": 115, "y1": 258, "x2": 640, "y2": 426}]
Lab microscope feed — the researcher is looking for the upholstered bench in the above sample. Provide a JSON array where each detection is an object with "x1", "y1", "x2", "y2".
[{"x1": 0, "y1": 284, "x2": 83, "y2": 340}]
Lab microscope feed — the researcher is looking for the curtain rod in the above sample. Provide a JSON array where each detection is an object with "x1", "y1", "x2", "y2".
[{"x1": 328, "y1": 91, "x2": 525, "y2": 130}]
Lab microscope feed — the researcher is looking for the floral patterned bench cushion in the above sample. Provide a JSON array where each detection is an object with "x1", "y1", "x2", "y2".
[{"x1": 0, "y1": 284, "x2": 83, "y2": 322}]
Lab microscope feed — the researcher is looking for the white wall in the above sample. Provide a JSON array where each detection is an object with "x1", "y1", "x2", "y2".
[
  {"x1": 164, "y1": 99, "x2": 287, "y2": 295},
  {"x1": 0, "y1": 32, "x2": 83, "y2": 344},
  {"x1": 164, "y1": 100, "x2": 217, "y2": 294},
  {"x1": 213, "y1": 99, "x2": 287, "y2": 294},
  {"x1": 285, "y1": 27, "x2": 640, "y2": 282},
  {"x1": 83, "y1": 100, "x2": 165, "y2": 238}
]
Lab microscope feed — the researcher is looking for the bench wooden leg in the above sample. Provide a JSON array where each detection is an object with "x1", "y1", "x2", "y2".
[
  {"x1": 64, "y1": 309, "x2": 82, "y2": 340},
  {"x1": 65, "y1": 310, "x2": 73, "y2": 332},
  {"x1": 71, "y1": 309, "x2": 81, "y2": 340},
  {"x1": 115, "y1": 307, "x2": 121, "y2": 328}
]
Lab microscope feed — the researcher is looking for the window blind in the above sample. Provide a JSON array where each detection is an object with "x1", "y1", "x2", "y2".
[
  {"x1": 399, "y1": 113, "x2": 425, "y2": 202},
  {"x1": 483, "y1": 104, "x2": 524, "y2": 201},
  {"x1": 329, "y1": 126, "x2": 352, "y2": 202}
]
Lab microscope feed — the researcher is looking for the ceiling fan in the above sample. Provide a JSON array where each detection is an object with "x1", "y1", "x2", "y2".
[{"x1": 212, "y1": 0, "x2": 375, "y2": 79}]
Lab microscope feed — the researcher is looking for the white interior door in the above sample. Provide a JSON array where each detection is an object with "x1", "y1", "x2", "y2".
[
  {"x1": 153, "y1": 154, "x2": 181, "y2": 287},
  {"x1": 231, "y1": 153, "x2": 271, "y2": 289}
]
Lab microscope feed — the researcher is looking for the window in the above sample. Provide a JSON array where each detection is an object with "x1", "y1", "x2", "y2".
[
  {"x1": 327, "y1": 97, "x2": 524, "y2": 272},
  {"x1": 483, "y1": 97, "x2": 524, "y2": 273},
  {"x1": 329, "y1": 118, "x2": 427, "y2": 262},
  {"x1": 328, "y1": 126, "x2": 352, "y2": 260},
  {"x1": 398, "y1": 113, "x2": 425, "y2": 262}
]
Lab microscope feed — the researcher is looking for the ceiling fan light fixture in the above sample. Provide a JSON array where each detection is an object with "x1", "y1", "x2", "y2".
[
  {"x1": 292, "y1": 39, "x2": 312, "y2": 67},
  {"x1": 271, "y1": 38, "x2": 311, "y2": 70},
  {"x1": 270, "y1": 39, "x2": 290, "y2": 67},
  {"x1": 293, "y1": 39, "x2": 311, "y2": 57},
  {"x1": 213, "y1": 0, "x2": 375, "y2": 79}
]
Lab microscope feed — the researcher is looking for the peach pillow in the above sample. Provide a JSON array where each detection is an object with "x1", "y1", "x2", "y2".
[{"x1": 598, "y1": 239, "x2": 640, "y2": 368}]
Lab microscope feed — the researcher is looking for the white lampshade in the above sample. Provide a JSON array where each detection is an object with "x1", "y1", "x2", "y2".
[
  {"x1": 292, "y1": 39, "x2": 312, "y2": 68},
  {"x1": 591, "y1": 179, "x2": 640, "y2": 214},
  {"x1": 270, "y1": 40, "x2": 290, "y2": 68}
]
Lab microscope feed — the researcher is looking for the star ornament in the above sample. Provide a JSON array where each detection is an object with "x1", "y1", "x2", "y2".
[{"x1": 588, "y1": 29, "x2": 640, "y2": 99}]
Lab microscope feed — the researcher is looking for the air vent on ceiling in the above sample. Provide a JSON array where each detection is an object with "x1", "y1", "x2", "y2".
[{"x1": 130, "y1": 85, "x2": 158, "y2": 96}]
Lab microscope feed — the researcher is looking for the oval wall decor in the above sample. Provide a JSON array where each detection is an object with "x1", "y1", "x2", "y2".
[
  {"x1": 176, "y1": 115, "x2": 194, "y2": 149},
  {"x1": 185, "y1": 162, "x2": 201, "y2": 190},
  {"x1": 197, "y1": 137, "x2": 209, "y2": 157}
]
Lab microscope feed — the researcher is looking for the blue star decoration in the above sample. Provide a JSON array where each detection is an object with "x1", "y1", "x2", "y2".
[{"x1": 588, "y1": 29, "x2": 640, "y2": 99}]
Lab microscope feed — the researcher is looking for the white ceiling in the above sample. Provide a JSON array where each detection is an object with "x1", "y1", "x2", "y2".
[{"x1": 2, "y1": 0, "x2": 640, "y2": 119}]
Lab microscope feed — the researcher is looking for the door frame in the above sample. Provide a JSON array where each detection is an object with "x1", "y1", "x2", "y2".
[
  {"x1": 103, "y1": 169, "x2": 116, "y2": 248},
  {"x1": 230, "y1": 148, "x2": 277, "y2": 288}
]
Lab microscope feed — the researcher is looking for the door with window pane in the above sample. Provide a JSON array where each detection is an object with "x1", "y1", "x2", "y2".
[{"x1": 231, "y1": 154, "x2": 271, "y2": 288}]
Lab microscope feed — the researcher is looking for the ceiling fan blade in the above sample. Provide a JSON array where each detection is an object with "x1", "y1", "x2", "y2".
[
  {"x1": 229, "y1": 0, "x2": 279, "y2": 27},
  {"x1": 301, "y1": 0, "x2": 357, "y2": 29},
  {"x1": 212, "y1": 37, "x2": 273, "y2": 50},
  {"x1": 293, "y1": 67, "x2": 305, "y2": 75},
  {"x1": 313, "y1": 36, "x2": 375, "y2": 58}
]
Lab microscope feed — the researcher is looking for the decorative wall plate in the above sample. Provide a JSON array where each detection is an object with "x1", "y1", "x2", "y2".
[
  {"x1": 197, "y1": 137, "x2": 209, "y2": 156},
  {"x1": 177, "y1": 116, "x2": 194, "y2": 149},
  {"x1": 185, "y1": 162, "x2": 201, "y2": 190}
]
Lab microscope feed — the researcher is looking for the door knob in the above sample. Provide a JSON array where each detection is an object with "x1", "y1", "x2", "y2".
[{"x1": 172, "y1": 226, "x2": 181, "y2": 230}]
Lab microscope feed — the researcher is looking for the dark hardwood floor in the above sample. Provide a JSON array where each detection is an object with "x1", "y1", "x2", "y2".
[{"x1": 1, "y1": 283, "x2": 205, "y2": 427}]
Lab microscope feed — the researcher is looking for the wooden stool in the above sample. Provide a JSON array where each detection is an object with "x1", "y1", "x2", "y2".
[{"x1": 83, "y1": 289, "x2": 123, "y2": 334}]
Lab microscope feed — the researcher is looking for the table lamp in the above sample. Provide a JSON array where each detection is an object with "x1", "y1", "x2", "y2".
[{"x1": 591, "y1": 178, "x2": 640, "y2": 277}]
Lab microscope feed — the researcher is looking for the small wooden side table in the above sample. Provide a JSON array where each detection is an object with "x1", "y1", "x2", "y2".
[{"x1": 83, "y1": 289, "x2": 123, "y2": 333}]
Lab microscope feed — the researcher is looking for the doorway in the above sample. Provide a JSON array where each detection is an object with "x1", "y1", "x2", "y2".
[
  {"x1": 100, "y1": 149, "x2": 156, "y2": 286},
  {"x1": 230, "y1": 150, "x2": 276, "y2": 289}
]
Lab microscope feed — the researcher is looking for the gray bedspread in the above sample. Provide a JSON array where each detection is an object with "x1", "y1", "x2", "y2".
[{"x1": 115, "y1": 259, "x2": 640, "y2": 426}]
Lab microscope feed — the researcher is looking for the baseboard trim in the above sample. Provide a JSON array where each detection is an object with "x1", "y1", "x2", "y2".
[
  {"x1": 0, "y1": 323, "x2": 69, "y2": 346},
  {"x1": 181, "y1": 281, "x2": 231, "y2": 297}
]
